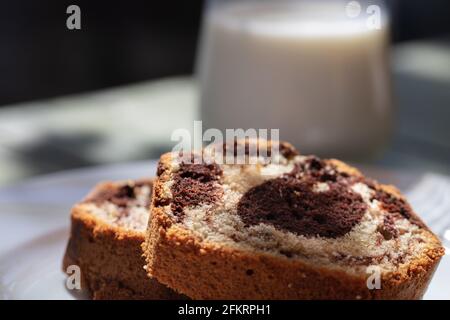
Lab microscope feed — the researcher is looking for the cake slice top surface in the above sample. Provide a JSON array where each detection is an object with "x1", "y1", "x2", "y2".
[
  {"x1": 155, "y1": 140, "x2": 443, "y2": 274},
  {"x1": 80, "y1": 180, "x2": 152, "y2": 232}
]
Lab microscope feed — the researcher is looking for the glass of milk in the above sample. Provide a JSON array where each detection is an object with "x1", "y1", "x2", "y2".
[{"x1": 198, "y1": 0, "x2": 392, "y2": 160}]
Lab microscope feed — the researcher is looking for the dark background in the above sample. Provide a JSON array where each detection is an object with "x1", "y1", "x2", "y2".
[{"x1": 1, "y1": 0, "x2": 449, "y2": 106}]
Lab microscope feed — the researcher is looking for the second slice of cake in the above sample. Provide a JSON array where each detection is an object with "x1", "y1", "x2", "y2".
[{"x1": 63, "y1": 179, "x2": 185, "y2": 299}]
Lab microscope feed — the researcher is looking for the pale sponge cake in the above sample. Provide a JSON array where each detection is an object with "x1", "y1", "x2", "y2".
[
  {"x1": 144, "y1": 140, "x2": 444, "y2": 299},
  {"x1": 63, "y1": 179, "x2": 184, "y2": 299}
]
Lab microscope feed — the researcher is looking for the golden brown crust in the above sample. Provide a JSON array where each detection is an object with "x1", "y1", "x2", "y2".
[
  {"x1": 62, "y1": 180, "x2": 186, "y2": 300},
  {"x1": 144, "y1": 153, "x2": 445, "y2": 300},
  {"x1": 328, "y1": 159, "x2": 364, "y2": 178},
  {"x1": 146, "y1": 215, "x2": 442, "y2": 299}
]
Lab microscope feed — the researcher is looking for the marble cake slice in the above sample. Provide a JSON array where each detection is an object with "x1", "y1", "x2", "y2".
[{"x1": 144, "y1": 140, "x2": 444, "y2": 299}]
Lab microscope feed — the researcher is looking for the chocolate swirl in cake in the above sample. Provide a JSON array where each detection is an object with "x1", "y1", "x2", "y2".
[
  {"x1": 170, "y1": 163, "x2": 223, "y2": 217},
  {"x1": 86, "y1": 181, "x2": 151, "y2": 209},
  {"x1": 81, "y1": 180, "x2": 152, "y2": 231},
  {"x1": 237, "y1": 157, "x2": 367, "y2": 238},
  {"x1": 372, "y1": 189, "x2": 426, "y2": 229}
]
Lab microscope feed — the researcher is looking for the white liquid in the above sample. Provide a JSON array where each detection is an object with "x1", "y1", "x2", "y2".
[{"x1": 198, "y1": 1, "x2": 393, "y2": 160}]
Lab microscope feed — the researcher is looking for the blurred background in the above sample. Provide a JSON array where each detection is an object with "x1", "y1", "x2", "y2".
[{"x1": 0, "y1": 0, "x2": 450, "y2": 186}]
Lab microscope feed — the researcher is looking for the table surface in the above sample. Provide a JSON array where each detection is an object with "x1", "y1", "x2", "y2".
[{"x1": 0, "y1": 40, "x2": 449, "y2": 187}]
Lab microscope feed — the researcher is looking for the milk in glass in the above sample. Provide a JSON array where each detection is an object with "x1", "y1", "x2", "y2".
[{"x1": 198, "y1": 0, "x2": 392, "y2": 160}]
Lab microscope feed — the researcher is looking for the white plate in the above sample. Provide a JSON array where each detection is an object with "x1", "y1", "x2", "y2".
[{"x1": 0, "y1": 161, "x2": 448, "y2": 299}]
